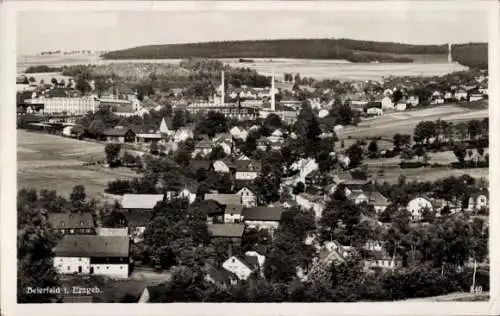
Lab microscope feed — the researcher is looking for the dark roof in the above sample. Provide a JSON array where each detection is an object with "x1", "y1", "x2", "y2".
[
  {"x1": 208, "y1": 224, "x2": 245, "y2": 238},
  {"x1": 225, "y1": 204, "x2": 244, "y2": 215},
  {"x1": 367, "y1": 191, "x2": 390, "y2": 206},
  {"x1": 121, "y1": 209, "x2": 154, "y2": 227},
  {"x1": 238, "y1": 254, "x2": 259, "y2": 270},
  {"x1": 243, "y1": 207, "x2": 285, "y2": 222},
  {"x1": 48, "y1": 213, "x2": 94, "y2": 229},
  {"x1": 54, "y1": 235, "x2": 129, "y2": 257},
  {"x1": 234, "y1": 160, "x2": 261, "y2": 172},
  {"x1": 190, "y1": 200, "x2": 223, "y2": 215},
  {"x1": 234, "y1": 180, "x2": 254, "y2": 191},
  {"x1": 204, "y1": 194, "x2": 242, "y2": 206},
  {"x1": 205, "y1": 265, "x2": 237, "y2": 285},
  {"x1": 103, "y1": 127, "x2": 135, "y2": 137},
  {"x1": 190, "y1": 160, "x2": 212, "y2": 171},
  {"x1": 48, "y1": 88, "x2": 69, "y2": 98}
]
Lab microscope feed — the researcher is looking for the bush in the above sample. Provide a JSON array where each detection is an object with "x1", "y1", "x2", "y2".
[
  {"x1": 399, "y1": 162, "x2": 429, "y2": 169},
  {"x1": 105, "y1": 179, "x2": 134, "y2": 195}
]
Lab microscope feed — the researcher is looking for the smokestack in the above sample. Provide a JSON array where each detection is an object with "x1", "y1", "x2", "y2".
[
  {"x1": 221, "y1": 71, "x2": 225, "y2": 106},
  {"x1": 271, "y1": 71, "x2": 276, "y2": 112},
  {"x1": 448, "y1": 43, "x2": 452, "y2": 63}
]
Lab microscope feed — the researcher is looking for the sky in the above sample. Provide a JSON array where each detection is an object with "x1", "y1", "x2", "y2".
[{"x1": 17, "y1": 9, "x2": 488, "y2": 55}]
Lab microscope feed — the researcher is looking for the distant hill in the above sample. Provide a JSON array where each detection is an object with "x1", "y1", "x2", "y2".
[{"x1": 102, "y1": 39, "x2": 487, "y2": 69}]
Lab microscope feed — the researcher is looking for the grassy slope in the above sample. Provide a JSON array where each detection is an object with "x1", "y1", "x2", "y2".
[{"x1": 17, "y1": 130, "x2": 136, "y2": 198}]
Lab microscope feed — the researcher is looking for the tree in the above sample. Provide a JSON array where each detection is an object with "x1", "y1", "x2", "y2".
[
  {"x1": 367, "y1": 140, "x2": 379, "y2": 159},
  {"x1": 70, "y1": 185, "x2": 86, "y2": 210},
  {"x1": 105, "y1": 143, "x2": 122, "y2": 167},
  {"x1": 28, "y1": 76, "x2": 36, "y2": 83},
  {"x1": 76, "y1": 77, "x2": 92, "y2": 93},
  {"x1": 453, "y1": 144, "x2": 467, "y2": 164},
  {"x1": 293, "y1": 182, "x2": 305, "y2": 195},
  {"x1": 172, "y1": 109, "x2": 186, "y2": 130},
  {"x1": 414, "y1": 146, "x2": 426, "y2": 162},
  {"x1": 316, "y1": 151, "x2": 334, "y2": 172},
  {"x1": 254, "y1": 172, "x2": 281, "y2": 204},
  {"x1": 345, "y1": 144, "x2": 363, "y2": 168},
  {"x1": 18, "y1": 189, "x2": 61, "y2": 303},
  {"x1": 51, "y1": 78, "x2": 58, "y2": 85},
  {"x1": 196, "y1": 111, "x2": 228, "y2": 138},
  {"x1": 209, "y1": 145, "x2": 226, "y2": 161},
  {"x1": 88, "y1": 119, "x2": 106, "y2": 138}
]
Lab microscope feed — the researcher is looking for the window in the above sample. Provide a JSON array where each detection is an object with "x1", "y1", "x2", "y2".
[
  {"x1": 107, "y1": 266, "x2": 110, "y2": 270},
  {"x1": 70, "y1": 229, "x2": 75, "y2": 234},
  {"x1": 120, "y1": 266, "x2": 123, "y2": 270},
  {"x1": 60, "y1": 221, "x2": 65, "y2": 227},
  {"x1": 67, "y1": 266, "x2": 71, "y2": 271},
  {"x1": 79, "y1": 258, "x2": 81, "y2": 262}
]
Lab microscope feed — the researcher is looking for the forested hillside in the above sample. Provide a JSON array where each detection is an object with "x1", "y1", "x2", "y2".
[
  {"x1": 102, "y1": 38, "x2": 449, "y2": 63},
  {"x1": 102, "y1": 39, "x2": 487, "y2": 69}
]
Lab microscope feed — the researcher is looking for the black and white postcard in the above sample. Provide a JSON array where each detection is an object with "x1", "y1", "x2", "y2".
[{"x1": 1, "y1": 1, "x2": 499, "y2": 315}]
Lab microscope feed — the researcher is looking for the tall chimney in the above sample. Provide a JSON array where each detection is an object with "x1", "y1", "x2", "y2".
[
  {"x1": 271, "y1": 71, "x2": 276, "y2": 112},
  {"x1": 448, "y1": 43, "x2": 452, "y2": 63},
  {"x1": 221, "y1": 71, "x2": 225, "y2": 106}
]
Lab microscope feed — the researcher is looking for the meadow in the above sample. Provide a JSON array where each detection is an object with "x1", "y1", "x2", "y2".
[
  {"x1": 339, "y1": 105, "x2": 488, "y2": 139},
  {"x1": 17, "y1": 130, "x2": 136, "y2": 198}
]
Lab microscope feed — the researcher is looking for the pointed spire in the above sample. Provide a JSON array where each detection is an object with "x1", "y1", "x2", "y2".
[
  {"x1": 271, "y1": 70, "x2": 276, "y2": 112},
  {"x1": 221, "y1": 70, "x2": 225, "y2": 106}
]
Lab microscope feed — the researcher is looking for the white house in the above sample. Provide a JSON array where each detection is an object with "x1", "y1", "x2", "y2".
[
  {"x1": 224, "y1": 205, "x2": 244, "y2": 224},
  {"x1": 242, "y1": 207, "x2": 286, "y2": 235},
  {"x1": 178, "y1": 185, "x2": 198, "y2": 204},
  {"x1": 212, "y1": 159, "x2": 231, "y2": 173},
  {"x1": 236, "y1": 187, "x2": 257, "y2": 207},
  {"x1": 467, "y1": 193, "x2": 488, "y2": 211},
  {"x1": 53, "y1": 235, "x2": 129, "y2": 279},
  {"x1": 407, "y1": 96, "x2": 419, "y2": 106},
  {"x1": 367, "y1": 107, "x2": 383, "y2": 116},
  {"x1": 407, "y1": 197, "x2": 433, "y2": 221},
  {"x1": 230, "y1": 126, "x2": 248, "y2": 141},
  {"x1": 174, "y1": 127, "x2": 194, "y2": 143},
  {"x1": 222, "y1": 255, "x2": 259, "y2": 280},
  {"x1": 244, "y1": 251, "x2": 266, "y2": 268},
  {"x1": 395, "y1": 103, "x2": 407, "y2": 111},
  {"x1": 454, "y1": 89, "x2": 468, "y2": 101},
  {"x1": 235, "y1": 160, "x2": 261, "y2": 181},
  {"x1": 381, "y1": 96, "x2": 394, "y2": 109}
]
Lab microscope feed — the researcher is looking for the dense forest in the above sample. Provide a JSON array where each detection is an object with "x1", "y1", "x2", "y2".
[
  {"x1": 101, "y1": 38, "x2": 450, "y2": 63},
  {"x1": 452, "y1": 43, "x2": 488, "y2": 70},
  {"x1": 102, "y1": 39, "x2": 487, "y2": 69}
]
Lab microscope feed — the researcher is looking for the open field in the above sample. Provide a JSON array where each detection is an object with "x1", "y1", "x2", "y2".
[
  {"x1": 17, "y1": 130, "x2": 136, "y2": 198},
  {"x1": 369, "y1": 165, "x2": 488, "y2": 184},
  {"x1": 339, "y1": 105, "x2": 488, "y2": 139}
]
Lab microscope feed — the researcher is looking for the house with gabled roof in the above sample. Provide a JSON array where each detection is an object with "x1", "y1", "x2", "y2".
[
  {"x1": 103, "y1": 127, "x2": 136, "y2": 143},
  {"x1": 48, "y1": 213, "x2": 95, "y2": 235},
  {"x1": 204, "y1": 193, "x2": 242, "y2": 206},
  {"x1": 120, "y1": 194, "x2": 164, "y2": 240},
  {"x1": 208, "y1": 223, "x2": 246, "y2": 246},
  {"x1": 224, "y1": 204, "x2": 244, "y2": 223},
  {"x1": 236, "y1": 186, "x2": 257, "y2": 207},
  {"x1": 234, "y1": 160, "x2": 261, "y2": 180},
  {"x1": 242, "y1": 206, "x2": 286, "y2": 235},
  {"x1": 204, "y1": 265, "x2": 239, "y2": 289},
  {"x1": 222, "y1": 254, "x2": 260, "y2": 280},
  {"x1": 53, "y1": 235, "x2": 130, "y2": 279}
]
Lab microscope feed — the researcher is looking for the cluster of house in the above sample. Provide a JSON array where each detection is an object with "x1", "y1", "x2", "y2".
[{"x1": 344, "y1": 79, "x2": 488, "y2": 117}]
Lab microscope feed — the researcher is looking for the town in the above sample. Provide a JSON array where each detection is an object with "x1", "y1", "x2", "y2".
[{"x1": 17, "y1": 53, "x2": 489, "y2": 303}]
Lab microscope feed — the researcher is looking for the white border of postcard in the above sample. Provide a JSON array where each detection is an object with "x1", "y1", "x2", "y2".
[{"x1": 1, "y1": 1, "x2": 499, "y2": 315}]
